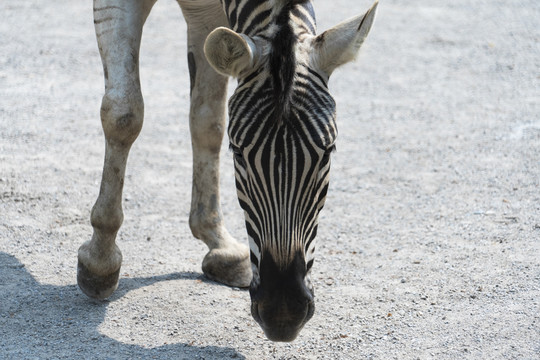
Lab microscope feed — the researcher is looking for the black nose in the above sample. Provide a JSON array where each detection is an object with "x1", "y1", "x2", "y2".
[
  {"x1": 251, "y1": 290, "x2": 314, "y2": 342},
  {"x1": 250, "y1": 251, "x2": 315, "y2": 342}
]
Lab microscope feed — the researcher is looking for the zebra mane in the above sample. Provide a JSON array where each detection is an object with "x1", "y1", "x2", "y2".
[{"x1": 270, "y1": 0, "x2": 308, "y2": 124}]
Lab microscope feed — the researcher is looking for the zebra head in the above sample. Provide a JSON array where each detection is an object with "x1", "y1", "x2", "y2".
[{"x1": 205, "y1": 0, "x2": 378, "y2": 342}]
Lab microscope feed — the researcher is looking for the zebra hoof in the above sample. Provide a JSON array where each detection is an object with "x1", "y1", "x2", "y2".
[
  {"x1": 77, "y1": 260, "x2": 120, "y2": 300},
  {"x1": 202, "y1": 243, "x2": 252, "y2": 288}
]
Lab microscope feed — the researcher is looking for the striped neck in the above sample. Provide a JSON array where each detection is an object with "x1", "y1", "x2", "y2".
[{"x1": 221, "y1": 0, "x2": 316, "y2": 38}]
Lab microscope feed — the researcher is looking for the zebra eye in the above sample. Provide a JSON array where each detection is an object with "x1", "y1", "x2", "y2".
[
  {"x1": 229, "y1": 144, "x2": 246, "y2": 165},
  {"x1": 322, "y1": 145, "x2": 336, "y2": 160},
  {"x1": 229, "y1": 143, "x2": 241, "y2": 155},
  {"x1": 326, "y1": 144, "x2": 336, "y2": 154}
]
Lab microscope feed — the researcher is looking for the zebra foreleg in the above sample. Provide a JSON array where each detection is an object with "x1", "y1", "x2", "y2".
[
  {"x1": 77, "y1": 0, "x2": 157, "y2": 299},
  {"x1": 179, "y1": 0, "x2": 252, "y2": 288}
]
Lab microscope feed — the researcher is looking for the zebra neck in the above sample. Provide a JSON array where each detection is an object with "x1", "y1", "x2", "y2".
[{"x1": 221, "y1": 0, "x2": 316, "y2": 38}]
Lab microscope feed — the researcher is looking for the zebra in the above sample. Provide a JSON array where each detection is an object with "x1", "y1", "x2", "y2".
[{"x1": 78, "y1": 0, "x2": 378, "y2": 342}]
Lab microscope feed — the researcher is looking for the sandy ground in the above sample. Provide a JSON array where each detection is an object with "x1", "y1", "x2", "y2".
[{"x1": 1, "y1": 0, "x2": 539, "y2": 359}]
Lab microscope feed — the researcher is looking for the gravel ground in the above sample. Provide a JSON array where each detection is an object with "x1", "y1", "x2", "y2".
[{"x1": 1, "y1": 0, "x2": 539, "y2": 359}]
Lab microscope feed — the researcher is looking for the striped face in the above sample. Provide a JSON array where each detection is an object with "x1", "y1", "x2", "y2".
[
  {"x1": 228, "y1": 49, "x2": 337, "y2": 341},
  {"x1": 229, "y1": 62, "x2": 336, "y2": 271}
]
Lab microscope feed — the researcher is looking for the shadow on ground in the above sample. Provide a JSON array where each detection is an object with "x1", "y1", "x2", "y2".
[{"x1": 0, "y1": 252, "x2": 245, "y2": 359}]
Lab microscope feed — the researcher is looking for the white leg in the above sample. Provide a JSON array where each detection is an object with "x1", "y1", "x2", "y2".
[
  {"x1": 178, "y1": 0, "x2": 251, "y2": 287},
  {"x1": 77, "y1": 0, "x2": 157, "y2": 299}
]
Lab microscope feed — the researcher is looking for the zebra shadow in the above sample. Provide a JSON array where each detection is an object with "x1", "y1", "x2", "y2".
[{"x1": 0, "y1": 252, "x2": 246, "y2": 359}]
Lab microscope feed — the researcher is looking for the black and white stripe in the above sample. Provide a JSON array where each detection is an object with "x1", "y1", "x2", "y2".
[{"x1": 224, "y1": 0, "x2": 337, "y2": 274}]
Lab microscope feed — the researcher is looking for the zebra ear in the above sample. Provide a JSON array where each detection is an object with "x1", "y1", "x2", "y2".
[
  {"x1": 313, "y1": 1, "x2": 378, "y2": 76},
  {"x1": 204, "y1": 27, "x2": 258, "y2": 77}
]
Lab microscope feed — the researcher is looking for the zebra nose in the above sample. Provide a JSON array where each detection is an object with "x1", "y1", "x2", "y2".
[{"x1": 250, "y1": 286, "x2": 315, "y2": 342}]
